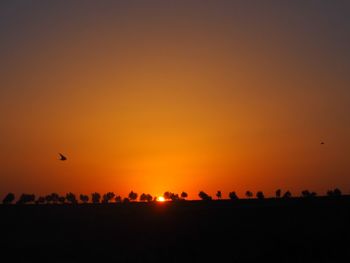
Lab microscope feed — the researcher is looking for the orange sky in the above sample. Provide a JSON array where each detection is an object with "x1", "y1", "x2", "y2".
[{"x1": 1, "y1": 1, "x2": 350, "y2": 199}]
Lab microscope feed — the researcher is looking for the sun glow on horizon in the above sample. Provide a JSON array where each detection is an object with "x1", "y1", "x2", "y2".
[{"x1": 157, "y1": 196, "x2": 165, "y2": 202}]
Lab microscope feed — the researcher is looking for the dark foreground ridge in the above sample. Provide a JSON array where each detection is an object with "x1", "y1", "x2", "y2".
[{"x1": 1, "y1": 197, "x2": 350, "y2": 263}]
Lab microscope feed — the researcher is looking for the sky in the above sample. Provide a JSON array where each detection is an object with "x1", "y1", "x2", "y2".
[{"x1": 1, "y1": 0, "x2": 350, "y2": 200}]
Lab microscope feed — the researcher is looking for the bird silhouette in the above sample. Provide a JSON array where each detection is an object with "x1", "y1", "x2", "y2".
[
  {"x1": 321, "y1": 142, "x2": 325, "y2": 145},
  {"x1": 59, "y1": 153, "x2": 67, "y2": 161}
]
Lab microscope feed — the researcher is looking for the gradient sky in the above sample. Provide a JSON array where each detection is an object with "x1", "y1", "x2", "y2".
[{"x1": 1, "y1": 0, "x2": 350, "y2": 199}]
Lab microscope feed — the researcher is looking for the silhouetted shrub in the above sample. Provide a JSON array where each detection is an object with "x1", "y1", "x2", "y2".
[
  {"x1": 123, "y1": 197, "x2": 130, "y2": 203},
  {"x1": 128, "y1": 191, "x2": 138, "y2": 201},
  {"x1": 216, "y1": 191, "x2": 222, "y2": 200},
  {"x1": 50, "y1": 193, "x2": 60, "y2": 204},
  {"x1": 17, "y1": 194, "x2": 35, "y2": 205},
  {"x1": 275, "y1": 189, "x2": 281, "y2": 198},
  {"x1": 80, "y1": 194, "x2": 89, "y2": 204},
  {"x1": 245, "y1": 191, "x2": 253, "y2": 199},
  {"x1": 181, "y1": 192, "x2": 188, "y2": 200},
  {"x1": 301, "y1": 190, "x2": 310, "y2": 198},
  {"x1": 301, "y1": 190, "x2": 317, "y2": 198},
  {"x1": 146, "y1": 194, "x2": 153, "y2": 202},
  {"x1": 58, "y1": 196, "x2": 66, "y2": 204},
  {"x1": 283, "y1": 191, "x2": 292, "y2": 199},
  {"x1": 256, "y1": 191, "x2": 265, "y2": 200},
  {"x1": 198, "y1": 191, "x2": 212, "y2": 201},
  {"x1": 45, "y1": 194, "x2": 53, "y2": 204},
  {"x1": 229, "y1": 191, "x2": 239, "y2": 200},
  {"x1": 333, "y1": 188, "x2": 342, "y2": 196},
  {"x1": 170, "y1": 193, "x2": 179, "y2": 201},
  {"x1": 66, "y1": 193, "x2": 77, "y2": 204},
  {"x1": 115, "y1": 195, "x2": 122, "y2": 203},
  {"x1": 163, "y1": 191, "x2": 171, "y2": 200},
  {"x1": 102, "y1": 192, "x2": 115, "y2": 203},
  {"x1": 36, "y1": 196, "x2": 46, "y2": 204},
  {"x1": 140, "y1": 193, "x2": 147, "y2": 202},
  {"x1": 2, "y1": 193, "x2": 15, "y2": 204},
  {"x1": 140, "y1": 193, "x2": 153, "y2": 202},
  {"x1": 92, "y1": 192, "x2": 101, "y2": 204}
]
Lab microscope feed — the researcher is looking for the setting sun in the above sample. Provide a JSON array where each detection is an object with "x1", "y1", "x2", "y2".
[{"x1": 157, "y1": 196, "x2": 165, "y2": 202}]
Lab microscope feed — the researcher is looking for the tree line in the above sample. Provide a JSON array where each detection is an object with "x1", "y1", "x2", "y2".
[{"x1": 1, "y1": 188, "x2": 343, "y2": 205}]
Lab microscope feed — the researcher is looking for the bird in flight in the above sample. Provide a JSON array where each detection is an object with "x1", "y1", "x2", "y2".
[
  {"x1": 59, "y1": 153, "x2": 67, "y2": 161},
  {"x1": 321, "y1": 142, "x2": 325, "y2": 145}
]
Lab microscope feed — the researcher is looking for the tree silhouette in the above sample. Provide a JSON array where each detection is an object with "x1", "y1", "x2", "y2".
[
  {"x1": 2, "y1": 193, "x2": 15, "y2": 204},
  {"x1": 301, "y1": 190, "x2": 317, "y2": 198},
  {"x1": 256, "y1": 191, "x2": 265, "y2": 200},
  {"x1": 229, "y1": 191, "x2": 239, "y2": 200},
  {"x1": 50, "y1": 193, "x2": 60, "y2": 204},
  {"x1": 333, "y1": 188, "x2": 342, "y2": 197},
  {"x1": 115, "y1": 195, "x2": 122, "y2": 203},
  {"x1": 102, "y1": 192, "x2": 115, "y2": 203},
  {"x1": 170, "y1": 193, "x2": 179, "y2": 201},
  {"x1": 128, "y1": 191, "x2": 138, "y2": 202},
  {"x1": 80, "y1": 194, "x2": 89, "y2": 204},
  {"x1": 198, "y1": 191, "x2": 212, "y2": 201},
  {"x1": 216, "y1": 191, "x2": 222, "y2": 200},
  {"x1": 163, "y1": 191, "x2": 171, "y2": 200},
  {"x1": 245, "y1": 191, "x2": 253, "y2": 199},
  {"x1": 17, "y1": 194, "x2": 35, "y2": 205},
  {"x1": 275, "y1": 189, "x2": 281, "y2": 198},
  {"x1": 45, "y1": 194, "x2": 53, "y2": 204},
  {"x1": 140, "y1": 193, "x2": 147, "y2": 202},
  {"x1": 283, "y1": 191, "x2": 292, "y2": 199},
  {"x1": 146, "y1": 194, "x2": 153, "y2": 202},
  {"x1": 140, "y1": 193, "x2": 153, "y2": 202},
  {"x1": 36, "y1": 196, "x2": 46, "y2": 204},
  {"x1": 66, "y1": 193, "x2": 77, "y2": 204},
  {"x1": 123, "y1": 197, "x2": 130, "y2": 203},
  {"x1": 181, "y1": 192, "x2": 188, "y2": 200},
  {"x1": 92, "y1": 192, "x2": 101, "y2": 204},
  {"x1": 58, "y1": 196, "x2": 66, "y2": 204}
]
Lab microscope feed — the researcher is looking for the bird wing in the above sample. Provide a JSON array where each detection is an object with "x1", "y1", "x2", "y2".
[{"x1": 59, "y1": 153, "x2": 67, "y2": 160}]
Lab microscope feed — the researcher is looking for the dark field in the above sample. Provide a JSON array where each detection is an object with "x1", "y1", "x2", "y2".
[{"x1": 1, "y1": 197, "x2": 350, "y2": 262}]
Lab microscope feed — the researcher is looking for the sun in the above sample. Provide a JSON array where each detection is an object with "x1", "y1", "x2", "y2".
[{"x1": 157, "y1": 196, "x2": 165, "y2": 202}]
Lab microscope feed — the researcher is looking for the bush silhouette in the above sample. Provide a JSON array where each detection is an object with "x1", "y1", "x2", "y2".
[
  {"x1": 140, "y1": 193, "x2": 147, "y2": 202},
  {"x1": 283, "y1": 191, "x2": 292, "y2": 199},
  {"x1": 36, "y1": 196, "x2": 46, "y2": 204},
  {"x1": 275, "y1": 189, "x2": 281, "y2": 198},
  {"x1": 102, "y1": 192, "x2": 115, "y2": 203},
  {"x1": 115, "y1": 195, "x2": 122, "y2": 203},
  {"x1": 327, "y1": 188, "x2": 342, "y2": 197},
  {"x1": 181, "y1": 192, "x2": 188, "y2": 200},
  {"x1": 50, "y1": 193, "x2": 60, "y2": 204},
  {"x1": 80, "y1": 194, "x2": 89, "y2": 204},
  {"x1": 58, "y1": 196, "x2": 66, "y2": 204},
  {"x1": 66, "y1": 193, "x2": 77, "y2": 204},
  {"x1": 163, "y1": 191, "x2": 171, "y2": 200},
  {"x1": 199, "y1": 191, "x2": 212, "y2": 201},
  {"x1": 170, "y1": 193, "x2": 180, "y2": 201},
  {"x1": 333, "y1": 188, "x2": 342, "y2": 196},
  {"x1": 92, "y1": 192, "x2": 101, "y2": 204},
  {"x1": 128, "y1": 191, "x2": 138, "y2": 202},
  {"x1": 123, "y1": 197, "x2": 130, "y2": 203},
  {"x1": 256, "y1": 191, "x2": 265, "y2": 200},
  {"x1": 216, "y1": 191, "x2": 222, "y2": 200},
  {"x1": 245, "y1": 191, "x2": 253, "y2": 199},
  {"x1": 229, "y1": 191, "x2": 239, "y2": 200},
  {"x1": 17, "y1": 194, "x2": 35, "y2": 205},
  {"x1": 2, "y1": 193, "x2": 15, "y2": 204},
  {"x1": 140, "y1": 193, "x2": 153, "y2": 202},
  {"x1": 146, "y1": 194, "x2": 153, "y2": 202}
]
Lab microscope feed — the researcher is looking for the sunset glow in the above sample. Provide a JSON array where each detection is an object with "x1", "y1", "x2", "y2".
[
  {"x1": 157, "y1": 196, "x2": 165, "y2": 202},
  {"x1": 1, "y1": 1, "x2": 350, "y2": 200}
]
